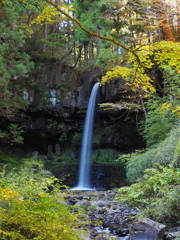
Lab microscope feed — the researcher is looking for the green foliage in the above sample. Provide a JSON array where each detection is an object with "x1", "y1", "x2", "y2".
[
  {"x1": 141, "y1": 94, "x2": 179, "y2": 146},
  {"x1": 47, "y1": 119, "x2": 72, "y2": 142},
  {"x1": 117, "y1": 165, "x2": 180, "y2": 223},
  {"x1": 0, "y1": 124, "x2": 25, "y2": 145},
  {"x1": 99, "y1": 102, "x2": 142, "y2": 112},
  {"x1": 124, "y1": 125, "x2": 180, "y2": 183},
  {"x1": 43, "y1": 150, "x2": 77, "y2": 166},
  {"x1": 74, "y1": 0, "x2": 101, "y2": 42},
  {"x1": 162, "y1": 66, "x2": 180, "y2": 97},
  {"x1": 0, "y1": 160, "x2": 82, "y2": 240},
  {"x1": 0, "y1": 0, "x2": 34, "y2": 114},
  {"x1": 0, "y1": 150, "x2": 27, "y2": 171},
  {"x1": 72, "y1": 131, "x2": 82, "y2": 146},
  {"x1": 93, "y1": 122, "x2": 125, "y2": 149},
  {"x1": 96, "y1": 48, "x2": 115, "y2": 67},
  {"x1": 91, "y1": 148, "x2": 124, "y2": 164},
  {"x1": 100, "y1": 41, "x2": 180, "y2": 99}
]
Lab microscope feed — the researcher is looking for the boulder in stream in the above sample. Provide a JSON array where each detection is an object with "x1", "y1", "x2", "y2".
[{"x1": 130, "y1": 217, "x2": 166, "y2": 240}]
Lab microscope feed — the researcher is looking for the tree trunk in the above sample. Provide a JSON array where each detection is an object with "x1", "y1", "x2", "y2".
[
  {"x1": 160, "y1": 18, "x2": 176, "y2": 42},
  {"x1": 175, "y1": 0, "x2": 180, "y2": 40},
  {"x1": 83, "y1": 41, "x2": 89, "y2": 66},
  {"x1": 153, "y1": 0, "x2": 176, "y2": 42}
]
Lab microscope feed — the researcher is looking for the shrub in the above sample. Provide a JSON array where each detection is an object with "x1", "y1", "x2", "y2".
[
  {"x1": 116, "y1": 165, "x2": 180, "y2": 223},
  {"x1": 125, "y1": 125, "x2": 180, "y2": 182},
  {"x1": 0, "y1": 160, "x2": 83, "y2": 240},
  {"x1": 140, "y1": 94, "x2": 179, "y2": 146}
]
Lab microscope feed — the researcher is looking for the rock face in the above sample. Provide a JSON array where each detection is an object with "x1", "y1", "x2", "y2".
[
  {"x1": 24, "y1": 64, "x2": 127, "y2": 114},
  {"x1": 0, "y1": 62, "x2": 145, "y2": 188},
  {"x1": 0, "y1": 62, "x2": 145, "y2": 155}
]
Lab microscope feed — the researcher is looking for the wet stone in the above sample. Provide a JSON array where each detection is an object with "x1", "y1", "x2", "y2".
[{"x1": 67, "y1": 190, "x2": 172, "y2": 240}]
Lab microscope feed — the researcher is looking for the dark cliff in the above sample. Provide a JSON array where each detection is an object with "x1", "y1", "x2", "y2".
[{"x1": 0, "y1": 61, "x2": 145, "y2": 154}]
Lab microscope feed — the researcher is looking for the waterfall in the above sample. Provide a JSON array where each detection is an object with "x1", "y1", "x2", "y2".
[{"x1": 72, "y1": 82, "x2": 99, "y2": 190}]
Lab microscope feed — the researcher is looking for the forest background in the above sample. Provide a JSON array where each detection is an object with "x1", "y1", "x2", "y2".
[{"x1": 0, "y1": 0, "x2": 180, "y2": 239}]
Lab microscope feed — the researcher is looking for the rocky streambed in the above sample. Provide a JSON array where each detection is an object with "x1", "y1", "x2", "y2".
[{"x1": 65, "y1": 189, "x2": 180, "y2": 240}]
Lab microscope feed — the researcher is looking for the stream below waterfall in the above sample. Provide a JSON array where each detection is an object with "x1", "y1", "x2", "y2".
[
  {"x1": 64, "y1": 189, "x2": 179, "y2": 240},
  {"x1": 66, "y1": 189, "x2": 134, "y2": 240}
]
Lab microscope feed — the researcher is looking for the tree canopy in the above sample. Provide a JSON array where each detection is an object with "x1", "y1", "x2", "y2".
[{"x1": 45, "y1": 0, "x2": 180, "y2": 100}]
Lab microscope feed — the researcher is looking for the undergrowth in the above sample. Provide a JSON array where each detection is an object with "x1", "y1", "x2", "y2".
[
  {"x1": 124, "y1": 125, "x2": 180, "y2": 183},
  {"x1": 0, "y1": 160, "x2": 85, "y2": 240},
  {"x1": 116, "y1": 165, "x2": 180, "y2": 224},
  {"x1": 116, "y1": 124, "x2": 180, "y2": 224}
]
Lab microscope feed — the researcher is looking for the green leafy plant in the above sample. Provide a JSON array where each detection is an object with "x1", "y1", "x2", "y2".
[
  {"x1": 125, "y1": 125, "x2": 180, "y2": 183},
  {"x1": 96, "y1": 48, "x2": 115, "y2": 67},
  {"x1": 91, "y1": 148, "x2": 124, "y2": 164},
  {"x1": 47, "y1": 119, "x2": 72, "y2": 143},
  {"x1": 140, "y1": 94, "x2": 179, "y2": 146},
  {"x1": 0, "y1": 0, "x2": 34, "y2": 113},
  {"x1": 0, "y1": 160, "x2": 84, "y2": 240},
  {"x1": 162, "y1": 65, "x2": 180, "y2": 97},
  {"x1": 100, "y1": 41, "x2": 180, "y2": 99},
  {"x1": 0, "y1": 124, "x2": 25, "y2": 145},
  {"x1": 117, "y1": 165, "x2": 180, "y2": 223}
]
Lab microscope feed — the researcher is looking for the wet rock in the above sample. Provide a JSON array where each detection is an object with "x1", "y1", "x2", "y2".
[
  {"x1": 32, "y1": 151, "x2": 39, "y2": 158},
  {"x1": 98, "y1": 201, "x2": 107, "y2": 208},
  {"x1": 115, "y1": 227, "x2": 129, "y2": 237},
  {"x1": 165, "y1": 231, "x2": 180, "y2": 240},
  {"x1": 109, "y1": 223, "x2": 119, "y2": 233},
  {"x1": 78, "y1": 195, "x2": 84, "y2": 200},
  {"x1": 91, "y1": 229, "x2": 100, "y2": 238},
  {"x1": 103, "y1": 221, "x2": 110, "y2": 228},
  {"x1": 98, "y1": 207, "x2": 107, "y2": 214},
  {"x1": 131, "y1": 217, "x2": 166, "y2": 240},
  {"x1": 84, "y1": 195, "x2": 91, "y2": 200},
  {"x1": 65, "y1": 196, "x2": 78, "y2": 205},
  {"x1": 66, "y1": 190, "x2": 171, "y2": 240},
  {"x1": 79, "y1": 200, "x2": 92, "y2": 209}
]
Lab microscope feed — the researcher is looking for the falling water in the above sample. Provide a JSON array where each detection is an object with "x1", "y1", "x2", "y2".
[{"x1": 72, "y1": 82, "x2": 99, "y2": 190}]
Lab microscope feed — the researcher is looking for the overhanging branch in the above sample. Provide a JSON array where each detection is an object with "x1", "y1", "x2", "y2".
[
  {"x1": 46, "y1": 0, "x2": 131, "y2": 53},
  {"x1": 46, "y1": 0, "x2": 179, "y2": 99}
]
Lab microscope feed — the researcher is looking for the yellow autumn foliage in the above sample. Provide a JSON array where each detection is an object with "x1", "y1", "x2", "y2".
[
  {"x1": 0, "y1": 187, "x2": 19, "y2": 199},
  {"x1": 29, "y1": 4, "x2": 74, "y2": 26},
  {"x1": 172, "y1": 106, "x2": 180, "y2": 117},
  {"x1": 0, "y1": 161, "x2": 84, "y2": 240},
  {"x1": 159, "y1": 102, "x2": 173, "y2": 111},
  {"x1": 158, "y1": 102, "x2": 180, "y2": 117},
  {"x1": 29, "y1": 7, "x2": 61, "y2": 25},
  {"x1": 101, "y1": 41, "x2": 180, "y2": 98}
]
